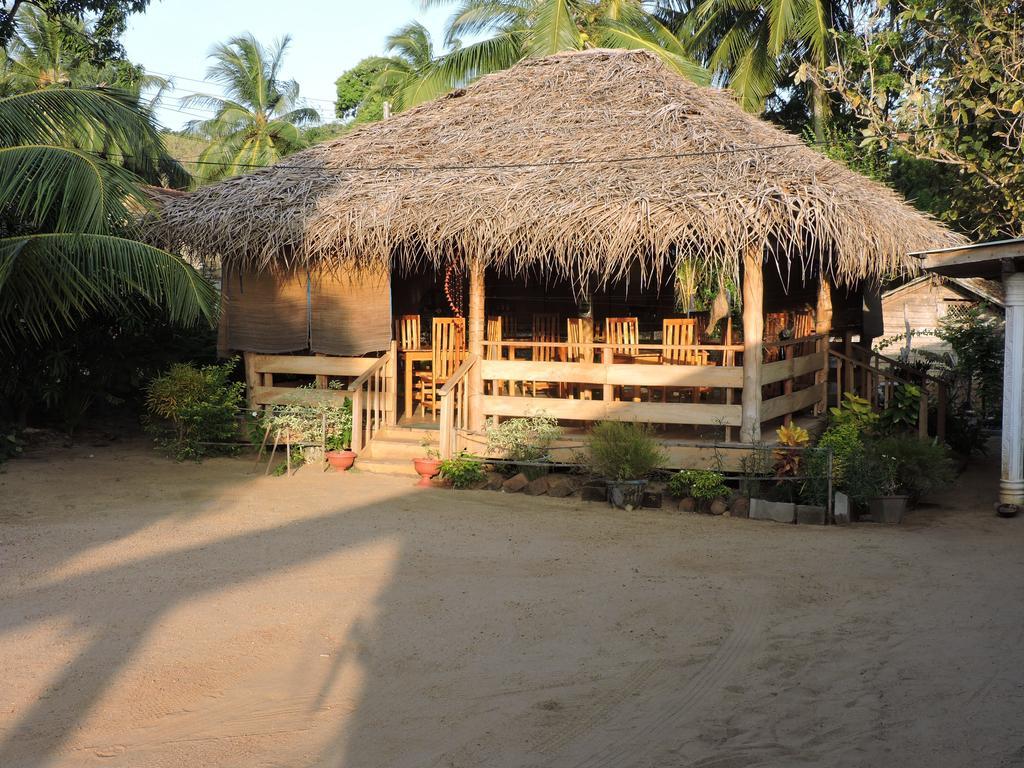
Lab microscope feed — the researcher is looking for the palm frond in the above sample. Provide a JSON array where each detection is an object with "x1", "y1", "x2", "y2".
[{"x1": 0, "y1": 233, "x2": 217, "y2": 344}]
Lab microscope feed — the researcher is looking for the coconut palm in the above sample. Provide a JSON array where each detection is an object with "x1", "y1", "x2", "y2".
[
  {"x1": 375, "y1": 22, "x2": 443, "y2": 113},
  {"x1": 400, "y1": 0, "x2": 706, "y2": 111},
  {"x1": 671, "y1": 0, "x2": 849, "y2": 137},
  {"x1": 183, "y1": 34, "x2": 319, "y2": 181},
  {"x1": 0, "y1": 86, "x2": 217, "y2": 344}
]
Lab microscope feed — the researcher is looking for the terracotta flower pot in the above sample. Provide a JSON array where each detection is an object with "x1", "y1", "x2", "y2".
[
  {"x1": 325, "y1": 449, "x2": 356, "y2": 472},
  {"x1": 412, "y1": 458, "x2": 442, "y2": 487}
]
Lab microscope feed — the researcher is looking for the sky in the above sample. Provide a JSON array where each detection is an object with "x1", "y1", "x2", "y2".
[{"x1": 122, "y1": 0, "x2": 452, "y2": 131}]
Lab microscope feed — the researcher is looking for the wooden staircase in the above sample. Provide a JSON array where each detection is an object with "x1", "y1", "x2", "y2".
[{"x1": 355, "y1": 426, "x2": 440, "y2": 476}]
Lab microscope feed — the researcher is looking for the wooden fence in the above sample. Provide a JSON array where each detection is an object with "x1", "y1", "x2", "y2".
[{"x1": 244, "y1": 343, "x2": 398, "y2": 453}]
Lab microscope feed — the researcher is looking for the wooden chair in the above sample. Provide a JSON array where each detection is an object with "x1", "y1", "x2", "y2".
[
  {"x1": 528, "y1": 313, "x2": 561, "y2": 395},
  {"x1": 486, "y1": 315, "x2": 508, "y2": 395},
  {"x1": 662, "y1": 318, "x2": 708, "y2": 403},
  {"x1": 662, "y1": 318, "x2": 705, "y2": 365},
  {"x1": 566, "y1": 317, "x2": 595, "y2": 399},
  {"x1": 604, "y1": 317, "x2": 639, "y2": 361},
  {"x1": 395, "y1": 314, "x2": 422, "y2": 351},
  {"x1": 414, "y1": 317, "x2": 466, "y2": 419},
  {"x1": 604, "y1": 317, "x2": 639, "y2": 400},
  {"x1": 531, "y1": 314, "x2": 561, "y2": 362}
]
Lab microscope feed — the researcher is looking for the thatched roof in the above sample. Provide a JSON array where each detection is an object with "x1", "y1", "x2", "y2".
[{"x1": 151, "y1": 49, "x2": 963, "y2": 287}]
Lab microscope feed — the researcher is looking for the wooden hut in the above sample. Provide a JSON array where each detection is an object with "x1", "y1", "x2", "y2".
[{"x1": 151, "y1": 49, "x2": 962, "y2": 464}]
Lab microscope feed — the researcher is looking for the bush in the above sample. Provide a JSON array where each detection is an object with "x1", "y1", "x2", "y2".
[
  {"x1": 485, "y1": 413, "x2": 562, "y2": 463},
  {"x1": 871, "y1": 435, "x2": 955, "y2": 503},
  {"x1": 802, "y1": 423, "x2": 865, "y2": 505},
  {"x1": 829, "y1": 393, "x2": 879, "y2": 432},
  {"x1": 585, "y1": 421, "x2": 667, "y2": 481},
  {"x1": 439, "y1": 452, "x2": 486, "y2": 489},
  {"x1": 258, "y1": 383, "x2": 353, "y2": 449},
  {"x1": 145, "y1": 359, "x2": 245, "y2": 460},
  {"x1": 878, "y1": 383, "x2": 921, "y2": 434},
  {"x1": 667, "y1": 469, "x2": 729, "y2": 501}
]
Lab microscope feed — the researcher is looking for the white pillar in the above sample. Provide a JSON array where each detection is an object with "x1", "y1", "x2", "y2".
[{"x1": 1000, "y1": 273, "x2": 1024, "y2": 504}]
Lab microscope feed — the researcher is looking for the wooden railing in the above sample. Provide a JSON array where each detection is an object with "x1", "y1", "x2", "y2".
[
  {"x1": 244, "y1": 343, "x2": 398, "y2": 454},
  {"x1": 438, "y1": 354, "x2": 477, "y2": 458},
  {"x1": 349, "y1": 346, "x2": 397, "y2": 453},
  {"x1": 760, "y1": 334, "x2": 829, "y2": 426},
  {"x1": 829, "y1": 348, "x2": 946, "y2": 441}
]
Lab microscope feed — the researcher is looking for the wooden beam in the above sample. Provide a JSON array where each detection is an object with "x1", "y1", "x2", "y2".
[
  {"x1": 479, "y1": 359, "x2": 743, "y2": 388},
  {"x1": 760, "y1": 383, "x2": 827, "y2": 422},
  {"x1": 243, "y1": 352, "x2": 259, "y2": 410},
  {"x1": 761, "y1": 354, "x2": 824, "y2": 385},
  {"x1": 252, "y1": 386, "x2": 355, "y2": 407},
  {"x1": 467, "y1": 259, "x2": 485, "y2": 432},
  {"x1": 481, "y1": 395, "x2": 742, "y2": 426},
  {"x1": 740, "y1": 247, "x2": 764, "y2": 442},
  {"x1": 248, "y1": 354, "x2": 376, "y2": 377},
  {"x1": 815, "y1": 277, "x2": 833, "y2": 415}
]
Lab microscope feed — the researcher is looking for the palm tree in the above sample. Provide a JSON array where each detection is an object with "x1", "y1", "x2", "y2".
[
  {"x1": 183, "y1": 34, "x2": 319, "y2": 181},
  {"x1": 670, "y1": 0, "x2": 848, "y2": 138},
  {"x1": 0, "y1": 86, "x2": 216, "y2": 344},
  {"x1": 393, "y1": 0, "x2": 706, "y2": 112},
  {"x1": 375, "y1": 22, "x2": 442, "y2": 113}
]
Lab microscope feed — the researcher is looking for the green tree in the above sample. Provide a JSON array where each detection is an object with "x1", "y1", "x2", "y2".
[
  {"x1": 674, "y1": 0, "x2": 848, "y2": 137},
  {"x1": 183, "y1": 34, "x2": 319, "y2": 181},
  {"x1": 0, "y1": 0, "x2": 151, "y2": 59},
  {"x1": 0, "y1": 86, "x2": 217, "y2": 344},
  {"x1": 817, "y1": 0, "x2": 1024, "y2": 238},
  {"x1": 376, "y1": 21, "x2": 442, "y2": 113},
  {"x1": 405, "y1": 0, "x2": 706, "y2": 111},
  {"x1": 335, "y1": 55, "x2": 396, "y2": 122}
]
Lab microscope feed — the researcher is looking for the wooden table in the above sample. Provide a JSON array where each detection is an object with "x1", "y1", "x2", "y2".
[{"x1": 403, "y1": 347, "x2": 432, "y2": 419}]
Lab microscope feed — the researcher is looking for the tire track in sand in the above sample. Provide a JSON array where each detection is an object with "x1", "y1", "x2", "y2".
[{"x1": 553, "y1": 592, "x2": 767, "y2": 768}]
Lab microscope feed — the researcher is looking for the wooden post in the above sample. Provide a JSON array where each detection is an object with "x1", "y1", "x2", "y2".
[
  {"x1": 601, "y1": 347, "x2": 613, "y2": 402},
  {"x1": 351, "y1": 388, "x2": 364, "y2": 454},
  {"x1": 843, "y1": 330, "x2": 854, "y2": 396},
  {"x1": 467, "y1": 259, "x2": 486, "y2": 432},
  {"x1": 243, "y1": 352, "x2": 259, "y2": 410},
  {"x1": 386, "y1": 340, "x2": 398, "y2": 427},
  {"x1": 725, "y1": 316, "x2": 734, "y2": 441},
  {"x1": 814, "y1": 277, "x2": 833, "y2": 415},
  {"x1": 740, "y1": 247, "x2": 764, "y2": 443},
  {"x1": 918, "y1": 389, "x2": 929, "y2": 439},
  {"x1": 783, "y1": 345, "x2": 795, "y2": 426}
]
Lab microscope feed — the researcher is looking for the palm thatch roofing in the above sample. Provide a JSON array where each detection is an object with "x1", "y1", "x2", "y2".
[{"x1": 151, "y1": 48, "x2": 963, "y2": 288}]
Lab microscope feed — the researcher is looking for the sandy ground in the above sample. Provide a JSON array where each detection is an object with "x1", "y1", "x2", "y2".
[{"x1": 1, "y1": 440, "x2": 1024, "y2": 768}]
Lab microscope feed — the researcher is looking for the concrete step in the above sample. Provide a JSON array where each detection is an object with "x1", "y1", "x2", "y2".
[
  {"x1": 362, "y1": 438, "x2": 428, "y2": 461},
  {"x1": 355, "y1": 456, "x2": 420, "y2": 476}
]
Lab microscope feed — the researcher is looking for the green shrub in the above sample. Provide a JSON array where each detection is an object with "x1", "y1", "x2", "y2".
[
  {"x1": 0, "y1": 426, "x2": 23, "y2": 464},
  {"x1": 801, "y1": 424, "x2": 865, "y2": 505},
  {"x1": 872, "y1": 435, "x2": 955, "y2": 503},
  {"x1": 878, "y1": 383, "x2": 922, "y2": 434},
  {"x1": 145, "y1": 359, "x2": 245, "y2": 460},
  {"x1": 439, "y1": 452, "x2": 486, "y2": 489},
  {"x1": 829, "y1": 393, "x2": 879, "y2": 432},
  {"x1": 257, "y1": 383, "x2": 352, "y2": 449},
  {"x1": 485, "y1": 413, "x2": 562, "y2": 463},
  {"x1": 668, "y1": 469, "x2": 729, "y2": 501},
  {"x1": 585, "y1": 421, "x2": 667, "y2": 481}
]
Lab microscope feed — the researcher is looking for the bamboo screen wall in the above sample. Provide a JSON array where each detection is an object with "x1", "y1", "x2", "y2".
[{"x1": 217, "y1": 268, "x2": 392, "y2": 357}]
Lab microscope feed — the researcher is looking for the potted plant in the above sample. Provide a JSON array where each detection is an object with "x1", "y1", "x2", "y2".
[
  {"x1": 324, "y1": 432, "x2": 356, "y2": 471},
  {"x1": 867, "y1": 457, "x2": 909, "y2": 524},
  {"x1": 412, "y1": 435, "x2": 442, "y2": 487},
  {"x1": 667, "y1": 469, "x2": 730, "y2": 512},
  {"x1": 585, "y1": 421, "x2": 666, "y2": 510},
  {"x1": 484, "y1": 412, "x2": 562, "y2": 478}
]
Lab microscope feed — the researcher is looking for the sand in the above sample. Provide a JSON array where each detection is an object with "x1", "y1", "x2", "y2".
[{"x1": 1, "y1": 439, "x2": 1023, "y2": 767}]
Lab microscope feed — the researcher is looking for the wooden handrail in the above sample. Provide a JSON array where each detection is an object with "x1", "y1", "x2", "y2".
[
  {"x1": 346, "y1": 353, "x2": 390, "y2": 392},
  {"x1": 438, "y1": 354, "x2": 478, "y2": 397},
  {"x1": 481, "y1": 340, "x2": 745, "y2": 352},
  {"x1": 828, "y1": 350, "x2": 921, "y2": 388},
  {"x1": 868, "y1": 348, "x2": 946, "y2": 386},
  {"x1": 763, "y1": 333, "x2": 829, "y2": 348}
]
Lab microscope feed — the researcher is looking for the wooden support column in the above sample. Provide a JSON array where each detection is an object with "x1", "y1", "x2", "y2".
[
  {"x1": 1000, "y1": 272, "x2": 1024, "y2": 504},
  {"x1": 243, "y1": 352, "x2": 259, "y2": 410},
  {"x1": 740, "y1": 247, "x2": 764, "y2": 443},
  {"x1": 814, "y1": 276, "x2": 833, "y2": 415},
  {"x1": 467, "y1": 259, "x2": 486, "y2": 432}
]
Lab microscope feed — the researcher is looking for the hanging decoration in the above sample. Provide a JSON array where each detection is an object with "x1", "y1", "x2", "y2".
[{"x1": 444, "y1": 263, "x2": 466, "y2": 317}]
